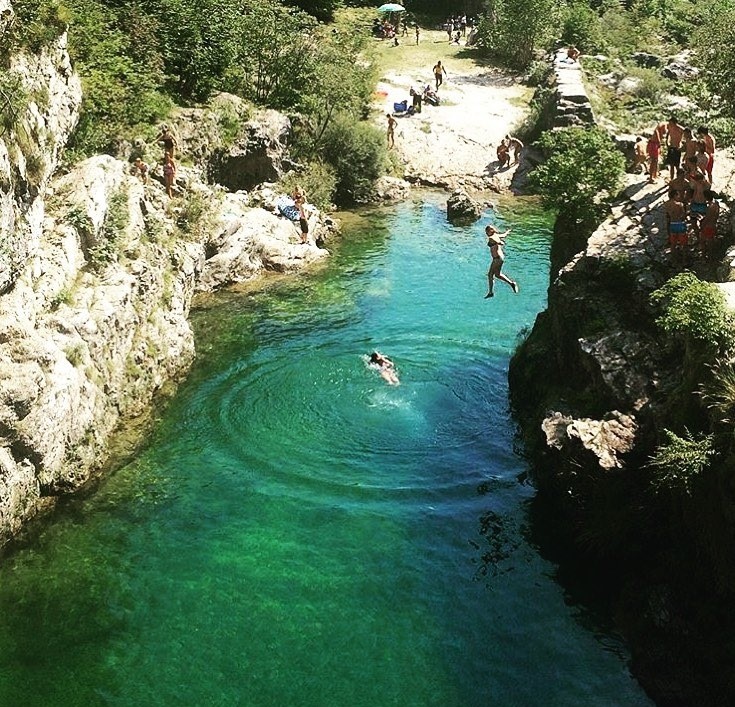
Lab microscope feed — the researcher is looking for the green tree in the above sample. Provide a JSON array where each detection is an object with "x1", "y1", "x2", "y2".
[
  {"x1": 477, "y1": 0, "x2": 560, "y2": 69},
  {"x1": 320, "y1": 114, "x2": 386, "y2": 203},
  {"x1": 692, "y1": 0, "x2": 735, "y2": 112},
  {"x1": 297, "y1": 26, "x2": 375, "y2": 149},
  {"x1": 234, "y1": 1, "x2": 318, "y2": 106},
  {"x1": 651, "y1": 272, "x2": 735, "y2": 354},
  {"x1": 529, "y1": 127, "x2": 625, "y2": 225}
]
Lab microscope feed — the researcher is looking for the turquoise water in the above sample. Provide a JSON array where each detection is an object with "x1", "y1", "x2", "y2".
[{"x1": 0, "y1": 196, "x2": 653, "y2": 707}]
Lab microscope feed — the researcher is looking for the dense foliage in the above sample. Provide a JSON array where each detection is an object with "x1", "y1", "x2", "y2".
[
  {"x1": 529, "y1": 127, "x2": 625, "y2": 225},
  {"x1": 3, "y1": 0, "x2": 380, "y2": 204},
  {"x1": 651, "y1": 272, "x2": 735, "y2": 354}
]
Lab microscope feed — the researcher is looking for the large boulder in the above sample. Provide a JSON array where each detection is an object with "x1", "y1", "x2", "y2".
[{"x1": 446, "y1": 189, "x2": 482, "y2": 223}]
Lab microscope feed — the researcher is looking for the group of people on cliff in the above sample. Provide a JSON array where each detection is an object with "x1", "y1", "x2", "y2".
[{"x1": 632, "y1": 117, "x2": 720, "y2": 261}]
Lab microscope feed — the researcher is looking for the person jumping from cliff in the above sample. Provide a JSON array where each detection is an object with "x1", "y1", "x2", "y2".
[{"x1": 484, "y1": 225, "x2": 519, "y2": 298}]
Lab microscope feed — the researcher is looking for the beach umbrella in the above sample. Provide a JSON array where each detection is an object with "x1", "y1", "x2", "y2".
[{"x1": 378, "y1": 3, "x2": 405, "y2": 12}]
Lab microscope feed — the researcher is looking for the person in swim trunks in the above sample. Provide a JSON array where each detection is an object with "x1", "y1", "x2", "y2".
[
  {"x1": 485, "y1": 225, "x2": 519, "y2": 298},
  {"x1": 699, "y1": 189, "x2": 719, "y2": 258},
  {"x1": 664, "y1": 189, "x2": 688, "y2": 264},
  {"x1": 665, "y1": 116, "x2": 684, "y2": 180}
]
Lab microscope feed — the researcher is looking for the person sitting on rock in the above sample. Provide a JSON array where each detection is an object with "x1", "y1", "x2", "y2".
[
  {"x1": 566, "y1": 46, "x2": 580, "y2": 62},
  {"x1": 633, "y1": 137, "x2": 648, "y2": 174}
]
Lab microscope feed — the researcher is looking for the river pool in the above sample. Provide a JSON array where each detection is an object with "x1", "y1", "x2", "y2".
[{"x1": 0, "y1": 195, "x2": 653, "y2": 706}]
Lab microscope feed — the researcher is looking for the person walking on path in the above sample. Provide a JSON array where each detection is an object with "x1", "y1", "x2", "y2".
[
  {"x1": 484, "y1": 225, "x2": 519, "y2": 298},
  {"x1": 433, "y1": 61, "x2": 447, "y2": 91}
]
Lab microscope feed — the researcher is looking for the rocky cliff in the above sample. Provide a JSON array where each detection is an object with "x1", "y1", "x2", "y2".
[
  {"x1": 510, "y1": 145, "x2": 735, "y2": 704},
  {"x1": 0, "y1": 4, "x2": 335, "y2": 548}
]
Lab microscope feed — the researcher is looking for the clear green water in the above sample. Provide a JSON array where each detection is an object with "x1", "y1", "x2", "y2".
[{"x1": 0, "y1": 196, "x2": 653, "y2": 707}]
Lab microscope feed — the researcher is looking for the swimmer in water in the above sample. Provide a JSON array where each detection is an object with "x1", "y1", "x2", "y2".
[{"x1": 369, "y1": 351, "x2": 400, "y2": 386}]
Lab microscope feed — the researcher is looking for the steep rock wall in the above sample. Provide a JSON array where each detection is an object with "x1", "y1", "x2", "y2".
[{"x1": 0, "y1": 4, "x2": 82, "y2": 293}]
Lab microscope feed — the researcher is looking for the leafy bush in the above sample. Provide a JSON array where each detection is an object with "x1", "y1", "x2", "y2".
[
  {"x1": 280, "y1": 161, "x2": 337, "y2": 211},
  {"x1": 320, "y1": 114, "x2": 386, "y2": 204},
  {"x1": 651, "y1": 272, "x2": 735, "y2": 353},
  {"x1": 529, "y1": 127, "x2": 625, "y2": 226},
  {"x1": 626, "y1": 65, "x2": 670, "y2": 104},
  {"x1": 560, "y1": 1, "x2": 603, "y2": 54},
  {"x1": 647, "y1": 428, "x2": 715, "y2": 495}
]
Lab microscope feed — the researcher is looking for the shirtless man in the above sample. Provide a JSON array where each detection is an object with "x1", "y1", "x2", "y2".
[
  {"x1": 669, "y1": 167, "x2": 691, "y2": 210},
  {"x1": 484, "y1": 225, "x2": 519, "y2": 298},
  {"x1": 689, "y1": 171, "x2": 711, "y2": 239},
  {"x1": 697, "y1": 126, "x2": 715, "y2": 184},
  {"x1": 505, "y1": 134, "x2": 523, "y2": 164},
  {"x1": 665, "y1": 116, "x2": 684, "y2": 180},
  {"x1": 386, "y1": 113, "x2": 397, "y2": 149},
  {"x1": 699, "y1": 190, "x2": 720, "y2": 258},
  {"x1": 663, "y1": 189, "x2": 688, "y2": 264},
  {"x1": 646, "y1": 130, "x2": 661, "y2": 182},
  {"x1": 496, "y1": 140, "x2": 510, "y2": 169},
  {"x1": 681, "y1": 128, "x2": 698, "y2": 166}
]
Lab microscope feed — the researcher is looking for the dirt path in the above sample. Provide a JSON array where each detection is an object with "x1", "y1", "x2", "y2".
[{"x1": 373, "y1": 30, "x2": 531, "y2": 193}]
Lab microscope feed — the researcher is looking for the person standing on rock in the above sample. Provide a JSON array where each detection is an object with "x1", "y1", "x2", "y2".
[
  {"x1": 386, "y1": 113, "x2": 397, "y2": 149},
  {"x1": 697, "y1": 126, "x2": 715, "y2": 184},
  {"x1": 162, "y1": 152, "x2": 177, "y2": 198},
  {"x1": 505, "y1": 134, "x2": 523, "y2": 164},
  {"x1": 665, "y1": 116, "x2": 684, "y2": 181},
  {"x1": 663, "y1": 189, "x2": 688, "y2": 265},
  {"x1": 156, "y1": 124, "x2": 178, "y2": 158},
  {"x1": 484, "y1": 225, "x2": 519, "y2": 298},
  {"x1": 293, "y1": 186, "x2": 309, "y2": 245},
  {"x1": 699, "y1": 189, "x2": 719, "y2": 258},
  {"x1": 646, "y1": 129, "x2": 661, "y2": 183},
  {"x1": 433, "y1": 61, "x2": 447, "y2": 90}
]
